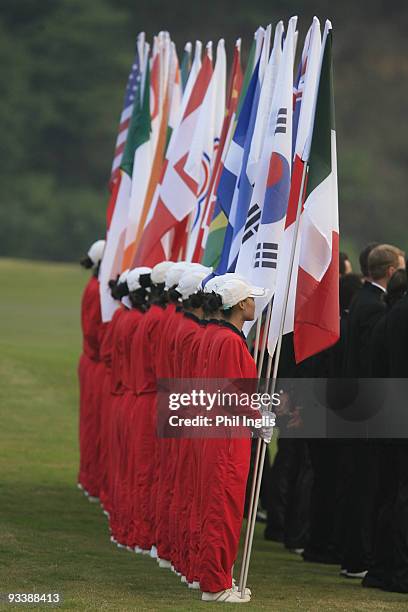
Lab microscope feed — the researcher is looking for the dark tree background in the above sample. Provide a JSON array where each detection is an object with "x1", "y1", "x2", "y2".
[{"x1": 1, "y1": 0, "x2": 407, "y2": 263}]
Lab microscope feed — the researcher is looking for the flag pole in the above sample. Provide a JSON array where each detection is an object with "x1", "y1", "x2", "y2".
[
  {"x1": 239, "y1": 161, "x2": 309, "y2": 598},
  {"x1": 237, "y1": 299, "x2": 271, "y2": 593},
  {"x1": 253, "y1": 315, "x2": 262, "y2": 368},
  {"x1": 257, "y1": 300, "x2": 272, "y2": 378}
]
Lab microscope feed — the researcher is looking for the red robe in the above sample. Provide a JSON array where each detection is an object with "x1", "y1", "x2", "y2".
[
  {"x1": 154, "y1": 305, "x2": 184, "y2": 562},
  {"x1": 128, "y1": 304, "x2": 166, "y2": 550},
  {"x1": 198, "y1": 321, "x2": 258, "y2": 593},
  {"x1": 78, "y1": 275, "x2": 103, "y2": 496},
  {"x1": 109, "y1": 307, "x2": 144, "y2": 542},
  {"x1": 97, "y1": 307, "x2": 122, "y2": 513},
  {"x1": 188, "y1": 321, "x2": 222, "y2": 582},
  {"x1": 170, "y1": 313, "x2": 205, "y2": 578}
]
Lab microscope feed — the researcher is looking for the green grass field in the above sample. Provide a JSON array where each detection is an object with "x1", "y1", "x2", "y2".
[{"x1": 1, "y1": 257, "x2": 407, "y2": 611}]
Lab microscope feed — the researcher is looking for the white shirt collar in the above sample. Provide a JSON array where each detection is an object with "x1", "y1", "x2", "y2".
[{"x1": 369, "y1": 281, "x2": 386, "y2": 293}]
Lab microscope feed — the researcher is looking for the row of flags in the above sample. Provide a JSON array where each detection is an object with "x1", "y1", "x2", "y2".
[{"x1": 99, "y1": 17, "x2": 339, "y2": 365}]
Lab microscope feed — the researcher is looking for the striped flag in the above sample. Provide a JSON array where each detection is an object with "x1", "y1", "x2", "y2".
[
  {"x1": 235, "y1": 20, "x2": 285, "y2": 291},
  {"x1": 184, "y1": 39, "x2": 227, "y2": 261},
  {"x1": 224, "y1": 26, "x2": 272, "y2": 272},
  {"x1": 120, "y1": 55, "x2": 152, "y2": 271},
  {"x1": 99, "y1": 41, "x2": 149, "y2": 320},
  {"x1": 212, "y1": 36, "x2": 266, "y2": 275},
  {"x1": 134, "y1": 43, "x2": 214, "y2": 266},
  {"x1": 129, "y1": 42, "x2": 202, "y2": 267},
  {"x1": 191, "y1": 38, "x2": 243, "y2": 263},
  {"x1": 201, "y1": 29, "x2": 262, "y2": 269},
  {"x1": 294, "y1": 23, "x2": 339, "y2": 362},
  {"x1": 109, "y1": 32, "x2": 145, "y2": 191},
  {"x1": 241, "y1": 17, "x2": 297, "y2": 334},
  {"x1": 267, "y1": 20, "x2": 336, "y2": 362}
]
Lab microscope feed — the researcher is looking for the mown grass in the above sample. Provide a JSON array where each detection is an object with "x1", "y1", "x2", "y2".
[{"x1": 1, "y1": 257, "x2": 407, "y2": 610}]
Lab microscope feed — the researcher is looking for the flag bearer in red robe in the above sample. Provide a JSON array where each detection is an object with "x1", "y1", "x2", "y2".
[
  {"x1": 188, "y1": 279, "x2": 226, "y2": 588},
  {"x1": 117, "y1": 268, "x2": 151, "y2": 547},
  {"x1": 155, "y1": 263, "x2": 211, "y2": 571},
  {"x1": 78, "y1": 239, "x2": 105, "y2": 498},
  {"x1": 170, "y1": 269, "x2": 211, "y2": 584},
  {"x1": 109, "y1": 268, "x2": 150, "y2": 545},
  {"x1": 198, "y1": 276, "x2": 274, "y2": 604},
  {"x1": 97, "y1": 287, "x2": 122, "y2": 518},
  {"x1": 128, "y1": 261, "x2": 175, "y2": 555}
]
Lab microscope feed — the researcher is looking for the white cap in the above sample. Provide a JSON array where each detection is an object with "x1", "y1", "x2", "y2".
[
  {"x1": 164, "y1": 262, "x2": 192, "y2": 289},
  {"x1": 87, "y1": 240, "x2": 105, "y2": 265},
  {"x1": 151, "y1": 261, "x2": 176, "y2": 285},
  {"x1": 215, "y1": 277, "x2": 267, "y2": 309},
  {"x1": 127, "y1": 266, "x2": 152, "y2": 292},
  {"x1": 118, "y1": 269, "x2": 129, "y2": 285},
  {"x1": 176, "y1": 269, "x2": 211, "y2": 300},
  {"x1": 203, "y1": 272, "x2": 246, "y2": 294}
]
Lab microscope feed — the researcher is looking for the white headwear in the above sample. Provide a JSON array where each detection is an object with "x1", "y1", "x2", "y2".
[
  {"x1": 151, "y1": 261, "x2": 176, "y2": 285},
  {"x1": 165, "y1": 262, "x2": 192, "y2": 289},
  {"x1": 127, "y1": 267, "x2": 152, "y2": 292},
  {"x1": 203, "y1": 272, "x2": 246, "y2": 294},
  {"x1": 176, "y1": 269, "x2": 211, "y2": 300},
  {"x1": 118, "y1": 269, "x2": 129, "y2": 284},
  {"x1": 165, "y1": 262, "x2": 214, "y2": 290},
  {"x1": 215, "y1": 277, "x2": 267, "y2": 309},
  {"x1": 87, "y1": 240, "x2": 105, "y2": 266}
]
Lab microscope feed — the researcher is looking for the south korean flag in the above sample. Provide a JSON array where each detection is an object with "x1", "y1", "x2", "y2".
[{"x1": 242, "y1": 17, "x2": 297, "y2": 334}]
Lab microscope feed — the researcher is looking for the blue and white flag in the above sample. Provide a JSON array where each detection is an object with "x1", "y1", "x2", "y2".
[
  {"x1": 215, "y1": 54, "x2": 263, "y2": 273},
  {"x1": 235, "y1": 21, "x2": 284, "y2": 278},
  {"x1": 238, "y1": 16, "x2": 298, "y2": 333},
  {"x1": 224, "y1": 27, "x2": 273, "y2": 272}
]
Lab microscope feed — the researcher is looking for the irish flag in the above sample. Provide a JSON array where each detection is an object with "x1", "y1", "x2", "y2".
[{"x1": 294, "y1": 23, "x2": 339, "y2": 362}]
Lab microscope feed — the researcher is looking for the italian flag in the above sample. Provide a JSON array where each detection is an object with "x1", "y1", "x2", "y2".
[
  {"x1": 294, "y1": 24, "x2": 340, "y2": 363},
  {"x1": 121, "y1": 63, "x2": 152, "y2": 271}
]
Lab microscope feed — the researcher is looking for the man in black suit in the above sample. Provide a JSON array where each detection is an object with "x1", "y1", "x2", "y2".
[
  {"x1": 382, "y1": 289, "x2": 408, "y2": 592},
  {"x1": 362, "y1": 270, "x2": 407, "y2": 591},
  {"x1": 341, "y1": 244, "x2": 405, "y2": 579}
]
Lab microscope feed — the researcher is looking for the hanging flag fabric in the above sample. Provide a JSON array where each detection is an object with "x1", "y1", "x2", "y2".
[
  {"x1": 235, "y1": 20, "x2": 285, "y2": 300},
  {"x1": 120, "y1": 57, "x2": 152, "y2": 271},
  {"x1": 213, "y1": 52, "x2": 263, "y2": 274},
  {"x1": 201, "y1": 31, "x2": 260, "y2": 269},
  {"x1": 238, "y1": 18, "x2": 299, "y2": 336},
  {"x1": 134, "y1": 44, "x2": 214, "y2": 266},
  {"x1": 192, "y1": 39, "x2": 243, "y2": 263},
  {"x1": 99, "y1": 40, "x2": 148, "y2": 321},
  {"x1": 184, "y1": 39, "x2": 227, "y2": 261},
  {"x1": 225, "y1": 26, "x2": 272, "y2": 272},
  {"x1": 180, "y1": 42, "x2": 192, "y2": 91},
  {"x1": 131, "y1": 42, "x2": 203, "y2": 265},
  {"x1": 267, "y1": 19, "x2": 328, "y2": 359},
  {"x1": 107, "y1": 33, "x2": 144, "y2": 224},
  {"x1": 109, "y1": 33, "x2": 144, "y2": 189},
  {"x1": 293, "y1": 23, "x2": 339, "y2": 362},
  {"x1": 166, "y1": 42, "x2": 183, "y2": 148}
]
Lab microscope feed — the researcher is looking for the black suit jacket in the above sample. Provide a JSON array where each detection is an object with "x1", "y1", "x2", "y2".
[
  {"x1": 387, "y1": 294, "x2": 408, "y2": 377},
  {"x1": 343, "y1": 281, "x2": 386, "y2": 377}
]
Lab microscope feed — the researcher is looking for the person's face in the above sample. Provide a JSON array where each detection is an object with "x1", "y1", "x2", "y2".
[
  {"x1": 344, "y1": 259, "x2": 353, "y2": 275},
  {"x1": 398, "y1": 255, "x2": 406, "y2": 270},
  {"x1": 240, "y1": 296, "x2": 255, "y2": 321},
  {"x1": 386, "y1": 256, "x2": 406, "y2": 281}
]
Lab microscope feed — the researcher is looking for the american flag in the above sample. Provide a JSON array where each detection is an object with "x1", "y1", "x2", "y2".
[{"x1": 110, "y1": 44, "x2": 143, "y2": 186}]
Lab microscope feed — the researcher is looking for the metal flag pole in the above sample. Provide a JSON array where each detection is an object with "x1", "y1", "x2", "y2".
[
  {"x1": 253, "y1": 314, "x2": 263, "y2": 368},
  {"x1": 239, "y1": 162, "x2": 309, "y2": 598},
  {"x1": 238, "y1": 297, "x2": 273, "y2": 593},
  {"x1": 257, "y1": 301, "x2": 272, "y2": 379}
]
